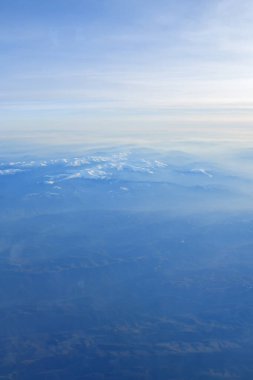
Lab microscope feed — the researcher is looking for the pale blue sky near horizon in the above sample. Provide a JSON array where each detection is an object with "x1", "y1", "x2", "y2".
[{"x1": 1, "y1": 0, "x2": 253, "y2": 145}]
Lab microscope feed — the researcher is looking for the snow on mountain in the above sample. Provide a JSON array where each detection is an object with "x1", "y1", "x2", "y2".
[
  {"x1": 0, "y1": 150, "x2": 219, "y2": 185},
  {"x1": 0, "y1": 168, "x2": 24, "y2": 175},
  {"x1": 190, "y1": 168, "x2": 213, "y2": 178}
]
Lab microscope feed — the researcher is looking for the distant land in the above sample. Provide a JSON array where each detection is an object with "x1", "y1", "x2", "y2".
[{"x1": 1, "y1": 145, "x2": 253, "y2": 379}]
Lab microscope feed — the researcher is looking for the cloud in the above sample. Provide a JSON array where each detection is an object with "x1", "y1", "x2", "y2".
[{"x1": 1, "y1": 0, "x2": 253, "y2": 145}]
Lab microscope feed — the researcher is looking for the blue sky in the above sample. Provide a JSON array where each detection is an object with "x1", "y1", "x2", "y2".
[{"x1": 1, "y1": 0, "x2": 253, "y2": 145}]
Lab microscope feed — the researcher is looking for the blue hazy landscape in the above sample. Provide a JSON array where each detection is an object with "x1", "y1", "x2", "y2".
[
  {"x1": 1, "y1": 143, "x2": 253, "y2": 379},
  {"x1": 2, "y1": 0, "x2": 253, "y2": 378}
]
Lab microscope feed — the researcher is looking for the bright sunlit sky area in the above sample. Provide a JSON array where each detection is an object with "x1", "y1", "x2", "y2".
[{"x1": 1, "y1": 0, "x2": 253, "y2": 146}]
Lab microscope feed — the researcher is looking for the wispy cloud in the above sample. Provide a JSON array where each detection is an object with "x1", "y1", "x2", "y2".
[{"x1": 1, "y1": 0, "x2": 253, "y2": 144}]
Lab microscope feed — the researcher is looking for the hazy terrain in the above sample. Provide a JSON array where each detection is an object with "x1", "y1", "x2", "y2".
[{"x1": 1, "y1": 145, "x2": 253, "y2": 379}]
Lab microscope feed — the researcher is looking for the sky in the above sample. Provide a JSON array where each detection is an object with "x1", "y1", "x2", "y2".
[{"x1": 1, "y1": 0, "x2": 253, "y2": 146}]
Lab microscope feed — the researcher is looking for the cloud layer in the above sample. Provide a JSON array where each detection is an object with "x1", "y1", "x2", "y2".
[{"x1": 1, "y1": 0, "x2": 253, "y2": 144}]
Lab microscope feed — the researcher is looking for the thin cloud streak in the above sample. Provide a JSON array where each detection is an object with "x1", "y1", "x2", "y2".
[{"x1": 1, "y1": 0, "x2": 253, "y2": 144}]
